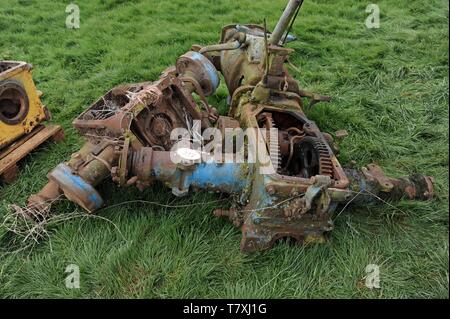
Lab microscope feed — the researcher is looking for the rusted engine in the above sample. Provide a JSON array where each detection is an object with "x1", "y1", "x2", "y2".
[{"x1": 25, "y1": 0, "x2": 433, "y2": 252}]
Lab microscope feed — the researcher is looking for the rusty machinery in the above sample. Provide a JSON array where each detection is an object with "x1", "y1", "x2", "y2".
[
  {"x1": 0, "y1": 61, "x2": 63, "y2": 183},
  {"x1": 24, "y1": 0, "x2": 433, "y2": 252}
]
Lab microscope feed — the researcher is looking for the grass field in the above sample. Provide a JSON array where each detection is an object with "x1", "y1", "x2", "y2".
[{"x1": 0, "y1": 0, "x2": 448, "y2": 298}]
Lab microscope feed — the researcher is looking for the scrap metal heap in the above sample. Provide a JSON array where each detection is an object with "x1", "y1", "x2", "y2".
[{"x1": 25, "y1": 0, "x2": 433, "y2": 251}]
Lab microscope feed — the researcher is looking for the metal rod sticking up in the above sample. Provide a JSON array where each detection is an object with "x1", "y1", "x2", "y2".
[{"x1": 269, "y1": 0, "x2": 303, "y2": 45}]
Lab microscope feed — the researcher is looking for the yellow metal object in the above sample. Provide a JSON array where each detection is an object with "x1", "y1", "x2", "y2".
[{"x1": 0, "y1": 61, "x2": 49, "y2": 149}]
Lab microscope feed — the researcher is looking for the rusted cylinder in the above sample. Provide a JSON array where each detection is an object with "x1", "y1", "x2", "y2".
[
  {"x1": 199, "y1": 40, "x2": 242, "y2": 54},
  {"x1": 27, "y1": 143, "x2": 118, "y2": 214},
  {"x1": 27, "y1": 180, "x2": 61, "y2": 212},
  {"x1": 77, "y1": 145, "x2": 116, "y2": 185},
  {"x1": 26, "y1": 141, "x2": 96, "y2": 210},
  {"x1": 269, "y1": 0, "x2": 302, "y2": 45},
  {"x1": 344, "y1": 167, "x2": 434, "y2": 204},
  {"x1": 176, "y1": 51, "x2": 220, "y2": 97}
]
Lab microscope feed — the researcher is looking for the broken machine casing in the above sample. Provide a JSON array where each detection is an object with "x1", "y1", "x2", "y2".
[
  {"x1": 0, "y1": 61, "x2": 64, "y2": 183},
  {"x1": 25, "y1": 0, "x2": 434, "y2": 252}
]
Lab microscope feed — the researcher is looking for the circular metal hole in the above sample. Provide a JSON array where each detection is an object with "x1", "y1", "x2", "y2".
[{"x1": 0, "y1": 82, "x2": 29, "y2": 125}]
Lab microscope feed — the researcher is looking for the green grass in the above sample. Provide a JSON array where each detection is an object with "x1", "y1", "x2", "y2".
[{"x1": 0, "y1": 0, "x2": 448, "y2": 298}]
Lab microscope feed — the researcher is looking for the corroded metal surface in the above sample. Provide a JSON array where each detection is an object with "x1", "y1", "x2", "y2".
[
  {"x1": 24, "y1": 1, "x2": 433, "y2": 252},
  {"x1": 0, "y1": 61, "x2": 49, "y2": 148}
]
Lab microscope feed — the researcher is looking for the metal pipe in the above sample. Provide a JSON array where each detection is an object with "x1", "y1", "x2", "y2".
[
  {"x1": 199, "y1": 32, "x2": 246, "y2": 54},
  {"x1": 236, "y1": 24, "x2": 297, "y2": 43},
  {"x1": 269, "y1": 0, "x2": 302, "y2": 45},
  {"x1": 199, "y1": 40, "x2": 242, "y2": 54}
]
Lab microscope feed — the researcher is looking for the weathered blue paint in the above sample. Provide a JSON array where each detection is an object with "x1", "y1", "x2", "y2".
[
  {"x1": 358, "y1": 175, "x2": 367, "y2": 192},
  {"x1": 50, "y1": 164, "x2": 103, "y2": 210},
  {"x1": 189, "y1": 51, "x2": 220, "y2": 93},
  {"x1": 187, "y1": 162, "x2": 247, "y2": 193}
]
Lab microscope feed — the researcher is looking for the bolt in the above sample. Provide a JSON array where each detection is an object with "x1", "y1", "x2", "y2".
[
  {"x1": 266, "y1": 185, "x2": 276, "y2": 195},
  {"x1": 213, "y1": 209, "x2": 227, "y2": 217}
]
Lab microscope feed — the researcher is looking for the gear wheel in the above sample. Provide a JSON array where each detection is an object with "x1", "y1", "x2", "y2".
[
  {"x1": 257, "y1": 112, "x2": 281, "y2": 172},
  {"x1": 146, "y1": 113, "x2": 174, "y2": 149},
  {"x1": 295, "y1": 136, "x2": 334, "y2": 178}
]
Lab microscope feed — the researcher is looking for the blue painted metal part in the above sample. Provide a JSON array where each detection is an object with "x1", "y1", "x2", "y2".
[
  {"x1": 187, "y1": 162, "x2": 247, "y2": 193},
  {"x1": 189, "y1": 51, "x2": 220, "y2": 94},
  {"x1": 151, "y1": 160, "x2": 248, "y2": 195},
  {"x1": 49, "y1": 163, "x2": 103, "y2": 211}
]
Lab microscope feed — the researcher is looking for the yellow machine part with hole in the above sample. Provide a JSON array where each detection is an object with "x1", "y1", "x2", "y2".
[{"x1": 0, "y1": 61, "x2": 48, "y2": 149}]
